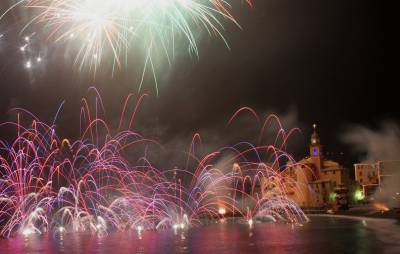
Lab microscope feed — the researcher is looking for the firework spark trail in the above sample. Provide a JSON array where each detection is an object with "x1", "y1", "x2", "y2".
[
  {"x1": 1, "y1": 0, "x2": 252, "y2": 92},
  {"x1": 0, "y1": 90, "x2": 307, "y2": 238}
]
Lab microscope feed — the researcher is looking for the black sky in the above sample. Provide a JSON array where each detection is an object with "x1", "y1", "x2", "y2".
[{"x1": 0, "y1": 0, "x2": 387, "y2": 167}]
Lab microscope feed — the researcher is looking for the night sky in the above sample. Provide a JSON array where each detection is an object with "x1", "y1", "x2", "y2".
[{"x1": 0, "y1": 0, "x2": 387, "y2": 167}]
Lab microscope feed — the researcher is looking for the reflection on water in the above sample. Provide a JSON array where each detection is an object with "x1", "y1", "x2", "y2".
[{"x1": 0, "y1": 217, "x2": 396, "y2": 254}]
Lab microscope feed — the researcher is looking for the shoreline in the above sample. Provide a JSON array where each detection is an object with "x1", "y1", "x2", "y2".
[{"x1": 303, "y1": 204, "x2": 400, "y2": 220}]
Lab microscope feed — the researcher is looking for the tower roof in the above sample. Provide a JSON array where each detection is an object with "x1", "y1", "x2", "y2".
[{"x1": 311, "y1": 124, "x2": 320, "y2": 145}]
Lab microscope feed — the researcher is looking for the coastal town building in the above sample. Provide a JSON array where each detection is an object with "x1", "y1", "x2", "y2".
[
  {"x1": 282, "y1": 125, "x2": 349, "y2": 208},
  {"x1": 354, "y1": 160, "x2": 400, "y2": 201},
  {"x1": 354, "y1": 163, "x2": 379, "y2": 199}
]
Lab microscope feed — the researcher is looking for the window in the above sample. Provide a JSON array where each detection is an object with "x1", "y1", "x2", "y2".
[
  {"x1": 324, "y1": 171, "x2": 327, "y2": 175},
  {"x1": 333, "y1": 171, "x2": 336, "y2": 174},
  {"x1": 313, "y1": 148, "x2": 317, "y2": 156}
]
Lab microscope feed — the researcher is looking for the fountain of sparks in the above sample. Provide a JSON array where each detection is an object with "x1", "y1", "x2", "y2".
[{"x1": 0, "y1": 89, "x2": 308, "y2": 238}]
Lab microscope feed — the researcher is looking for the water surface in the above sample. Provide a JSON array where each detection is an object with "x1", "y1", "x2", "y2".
[{"x1": 0, "y1": 216, "x2": 398, "y2": 254}]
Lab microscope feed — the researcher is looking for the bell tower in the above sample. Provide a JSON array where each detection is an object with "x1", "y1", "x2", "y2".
[{"x1": 310, "y1": 124, "x2": 323, "y2": 170}]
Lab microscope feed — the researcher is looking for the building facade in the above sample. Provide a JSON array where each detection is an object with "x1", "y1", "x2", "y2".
[
  {"x1": 354, "y1": 160, "x2": 400, "y2": 201},
  {"x1": 283, "y1": 125, "x2": 349, "y2": 208}
]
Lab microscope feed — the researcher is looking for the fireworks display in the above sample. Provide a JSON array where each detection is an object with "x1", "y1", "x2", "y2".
[
  {"x1": 0, "y1": 90, "x2": 308, "y2": 238},
  {"x1": 1, "y1": 0, "x2": 252, "y2": 91}
]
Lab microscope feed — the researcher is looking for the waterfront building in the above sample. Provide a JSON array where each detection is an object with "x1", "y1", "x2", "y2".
[
  {"x1": 282, "y1": 125, "x2": 349, "y2": 208},
  {"x1": 354, "y1": 160, "x2": 400, "y2": 201}
]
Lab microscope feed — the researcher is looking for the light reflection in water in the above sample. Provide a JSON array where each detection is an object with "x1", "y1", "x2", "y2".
[{"x1": 0, "y1": 217, "x2": 395, "y2": 254}]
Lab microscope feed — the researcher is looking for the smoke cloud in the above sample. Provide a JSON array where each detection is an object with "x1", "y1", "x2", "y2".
[
  {"x1": 341, "y1": 121, "x2": 400, "y2": 162},
  {"x1": 341, "y1": 121, "x2": 400, "y2": 208}
]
